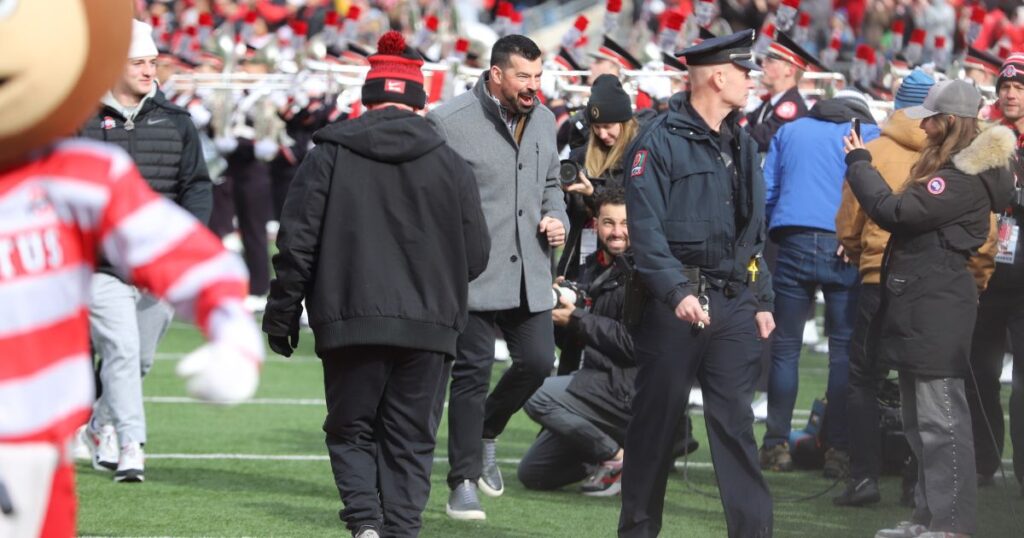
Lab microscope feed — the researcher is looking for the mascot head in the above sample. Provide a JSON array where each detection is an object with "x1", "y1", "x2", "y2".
[{"x1": 0, "y1": 0, "x2": 133, "y2": 168}]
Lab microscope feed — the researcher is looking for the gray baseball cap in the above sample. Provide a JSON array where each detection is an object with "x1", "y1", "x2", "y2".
[{"x1": 903, "y1": 79, "x2": 983, "y2": 119}]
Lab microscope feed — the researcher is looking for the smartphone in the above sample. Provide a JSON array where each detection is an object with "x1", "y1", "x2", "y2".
[{"x1": 851, "y1": 118, "x2": 861, "y2": 139}]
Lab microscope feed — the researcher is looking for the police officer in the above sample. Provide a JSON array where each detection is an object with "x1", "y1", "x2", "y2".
[
  {"x1": 745, "y1": 32, "x2": 821, "y2": 153},
  {"x1": 619, "y1": 30, "x2": 775, "y2": 538}
]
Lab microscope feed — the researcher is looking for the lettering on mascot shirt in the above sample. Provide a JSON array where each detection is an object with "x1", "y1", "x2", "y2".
[{"x1": 0, "y1": 139, "x2": 249, "y2": 444}]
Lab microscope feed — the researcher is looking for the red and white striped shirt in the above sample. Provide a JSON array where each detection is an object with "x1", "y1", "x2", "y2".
[{"x1": 0, "y1": 139, "x2": 250, "y2": 443}]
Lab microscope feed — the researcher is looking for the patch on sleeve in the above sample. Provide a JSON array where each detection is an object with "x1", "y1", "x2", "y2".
[
  {"x1": 630, "y1": 150, "x2": 649, "y2": 178},
  {"x1": 775, "y1": 101, "x2": 797, "y2": 120},
  {"x1": 926, "y1": 177, "x2": 946, "y2": 195}
]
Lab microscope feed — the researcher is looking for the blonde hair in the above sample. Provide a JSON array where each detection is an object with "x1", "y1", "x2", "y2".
[
  {"x1": 584, "y1": 118, "x2": 640, "y2": 179},
  {"x1": 906, "y1": 115, "x2": 979, "y2": 188}
]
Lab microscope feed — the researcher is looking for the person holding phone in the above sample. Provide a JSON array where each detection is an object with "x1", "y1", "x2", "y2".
[{"x1": 843, "y1": 79, "x2": 1015, "y2": 538}]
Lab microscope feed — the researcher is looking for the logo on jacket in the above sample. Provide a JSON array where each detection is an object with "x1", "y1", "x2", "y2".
[
  {"x1": 927, "y1": 177, "x2": 946, "y2": 196},
  {"x1": 775, "y1": 101, "x2": 797, "y2": 120},
  {"x1": 630, "y1": 150, "x2": 648, "y2": 178},
  {"x1": 101, "y1": 116, "x2": 116, "y2": 130},
  {"x1": 385, "y1": 79, "x2": 406, "y2": 94}
]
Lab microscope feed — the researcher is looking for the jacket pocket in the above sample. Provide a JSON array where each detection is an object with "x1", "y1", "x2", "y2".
[
  {"x1": 882, "y1": 272, "x2": 921, "y2": 341},
  {"x1": 665, "y1": 220, "x2": 717, "y2": 266}
]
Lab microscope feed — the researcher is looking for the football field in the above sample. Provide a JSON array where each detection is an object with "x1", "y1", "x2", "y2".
[{"x1": 75, "y1": 321, "x2": 1021, "y2": 537}]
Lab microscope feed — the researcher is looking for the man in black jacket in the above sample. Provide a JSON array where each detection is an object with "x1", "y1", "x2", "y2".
[
  {"x1": 262, "y1": 32, "x2": 490, "y2": 538},
  {"x1": 517, "y1": 189, "x2": 697, "y2": 496},
  {"x1": 76, "y1": 19, "x2": 211, "y2": 484}
]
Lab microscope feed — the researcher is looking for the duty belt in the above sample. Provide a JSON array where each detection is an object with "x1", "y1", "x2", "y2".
[{"x1": 683, "y1": 267, "x2": 744, "y2": 299}]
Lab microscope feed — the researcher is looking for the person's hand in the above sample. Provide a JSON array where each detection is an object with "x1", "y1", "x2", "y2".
[
  {"x1": 843, "y1": 127, "x2": 865, "y2": 154},
  {"x1": 267, "y1": 329, "x2": 299, "y2": 358},
  {"x1": 551, "y1": 287, "x2": 575, "y2": 326},
  {"x1": 564, "y1": 171, "x2": 594, "y2": 196},
  {"x1": 836, "y1": 244, "x2": 850, "y2": 263},
  {"x1": 755, "y1": 311, "x2": 776, "y2": 339},
  {"x1": 176, "y1": 307, "x2": 263, "y2": 404},
  {"x1": 539, "y1": 216, "x2": 566, "y2": 247},
  {"x1": 674, "y1": 295, "x2": 710, "y2": 326}
]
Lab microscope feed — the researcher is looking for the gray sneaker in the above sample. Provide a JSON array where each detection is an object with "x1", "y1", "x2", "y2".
[
  {"x1": 354, "y1": 526, "x2": 380, "y2": 538},
  {"x1": 874, "y1": 521, "x2": 928, "y2": 538},
  {"x1": 478, "y1": 438, "x2": 504, "y2": 497},
  {"x1": 446, "y1": 479, "x2": 486, "y2": 521}
]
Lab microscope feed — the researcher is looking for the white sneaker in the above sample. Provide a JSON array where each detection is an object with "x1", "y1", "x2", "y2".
[
  {"x1": 751, "y1": 393, "x2": 769, "y2": 422},
  {"x1": 72, "y1": 425, "x2": 91, "y2": 462},
  {"x1": 114, "y1": 442, "x2": 145, "y2": 483},
  {"x1": 244, "y1": 294, "x2": 268, "y2": 313},
  {"x1": 802, "y1": 319, "x2": 820, "y2": 346},
  {"x1": 1001, "y1": 353, "x2": 1013, "y2": 384},
  {"x1": 81, "y1": 424, "x2": 118, "y2": 472},
  {"x1": 688, "y1": 387, "x2": 704, "y2": 409},
  {"x1": 494, "y1": 339, "x2": 510, "y2": 362}
]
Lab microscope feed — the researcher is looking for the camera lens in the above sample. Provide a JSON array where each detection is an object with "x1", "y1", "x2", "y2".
[{"x1": 559, "y1": 160, "x2": 579, "y2": 187}]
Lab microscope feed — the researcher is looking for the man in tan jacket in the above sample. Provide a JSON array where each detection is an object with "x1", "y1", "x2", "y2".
[{"x1": 833, "y1": 69, "x2": 998, "y2": 507}]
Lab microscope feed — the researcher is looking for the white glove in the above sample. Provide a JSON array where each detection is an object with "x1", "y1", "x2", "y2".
[
  {"x1": 270, "y1": 91, "x2": 290, "y2": 110},
  {"x1": 214, "y1": 135, "x2": 238, "y2": 155},
  {"x1": 188, "y1": 103, "x2": 212, "y2": 129},
  {"x1": 254, "y1": 138, "x2": 279, "y2": 162},
  {"x1": 176, "y1": 303, "x2": 263, "y2": 405}
]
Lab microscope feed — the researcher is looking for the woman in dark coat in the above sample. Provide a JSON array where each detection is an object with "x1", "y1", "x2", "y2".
[{"x1": 843, "y1": 79, "x2": 1015, "y2": 538}]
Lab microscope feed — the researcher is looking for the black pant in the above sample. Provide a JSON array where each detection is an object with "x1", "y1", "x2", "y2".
[
  {"x1": 518, "y1": 375, "x2": 627, "y2": 490},
  {"x1": 846, "y1": 283, "x2": 884, "y2": 481},
  {"x1": 619, "y1": 288, "x2": 772, "y2": 538},
  {"x1": 209, "y1": 154, "x2": 271, "y2": 296},
  {"x1": 322, "y1": 346, "x2": 445, "y2": 537},
  {"x1": 436, "y1": 304, "x2": 555, "y2": 490},
  {"x1": 967, "y1": 287, "x2": 1024, "y2": 482},
  {"x1": 519, "y1": 375, "x2": 696, "y2": 491}
]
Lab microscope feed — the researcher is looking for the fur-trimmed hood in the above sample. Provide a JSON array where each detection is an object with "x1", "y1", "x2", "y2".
[{"x1": 954, "y1": 124, "x2": 1016, "y2": 212}]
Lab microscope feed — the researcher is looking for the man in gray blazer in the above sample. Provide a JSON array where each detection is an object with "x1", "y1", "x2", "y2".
[{"x1": 427, "y1": 34, "x2": 569, "y2": 521}]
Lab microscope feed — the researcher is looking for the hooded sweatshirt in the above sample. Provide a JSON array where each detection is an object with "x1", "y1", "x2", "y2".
[
  {"x1": 763, "y1": 97, "x2": 880, "y2": 234},
  {"x1": 263, "y1": 107, "x2": 491, "y2": 357},
  {"x1": 836, "y1": 110, "x2": 999, "y2": 289}
]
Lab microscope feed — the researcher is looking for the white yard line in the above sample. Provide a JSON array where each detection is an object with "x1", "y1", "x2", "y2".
[{"x1": 145, "y1": 396, "x2": 326, "y2": 406}]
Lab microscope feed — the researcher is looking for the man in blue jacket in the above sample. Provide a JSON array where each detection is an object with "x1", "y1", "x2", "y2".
[{"x1": 759, "y1": 90, "x2": 880, "y2": 478}]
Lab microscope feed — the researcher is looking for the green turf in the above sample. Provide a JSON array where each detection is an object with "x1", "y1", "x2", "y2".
[{"x1": 76, "y1": 322, "x2": 1022, "y2": 537}]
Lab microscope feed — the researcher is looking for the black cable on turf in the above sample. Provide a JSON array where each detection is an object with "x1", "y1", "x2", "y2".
[{"x1": 678, "y1": 446, "x2": 843, "y2": 503}]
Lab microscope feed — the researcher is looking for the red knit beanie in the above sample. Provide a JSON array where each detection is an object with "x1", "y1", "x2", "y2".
[{"x1": 362, "y1": 31, "x2": 426, "y2": 109}]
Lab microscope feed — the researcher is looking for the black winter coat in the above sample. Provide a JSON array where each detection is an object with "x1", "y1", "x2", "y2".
[
  {"x1": 624, "y1": 92, "x2": 774, "y2": 311},
  {"x1": 845, "y1": 126, "x2": 1016, "y2": 377},
  {"x1": 263, "y1": 107, "x2": 491, "y2": 357},
  {"x1": 81, "y1": 88, "x2": 211, "y2": 222},
  {"x1": 564, "y1": 251, "x2": 637, "y2": 410}
]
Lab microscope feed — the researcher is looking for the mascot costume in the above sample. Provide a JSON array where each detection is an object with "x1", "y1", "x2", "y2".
[{"x1": 0, "y1": 3, "x2": 263, "y2": 536}]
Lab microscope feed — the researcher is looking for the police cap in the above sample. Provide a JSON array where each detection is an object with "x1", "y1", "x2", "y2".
[{"x1": 679, "y1": 29, "x2": 759, "y2": 71}]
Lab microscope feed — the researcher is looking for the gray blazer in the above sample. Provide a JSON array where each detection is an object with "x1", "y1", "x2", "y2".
[{"x1": 427, "y1": 75, "x2": 569, "y2": 313}]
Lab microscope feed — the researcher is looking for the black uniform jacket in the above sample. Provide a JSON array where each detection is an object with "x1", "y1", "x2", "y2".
[
  {"x1": 624, "y1": 92, "x2": 774, "y2": 311},
  {"x1": 745, "y1": 86, "x2": 808, "y2": 153},
  {"x1": 564, "y1": 251, "x2": 636, "y2": 410},
  {"x1": 845, "y1": 126, "x2": 1016, "y2": 377},
  {"x1": 263, "y1": 107, "x2": 491, "y2": 357}
]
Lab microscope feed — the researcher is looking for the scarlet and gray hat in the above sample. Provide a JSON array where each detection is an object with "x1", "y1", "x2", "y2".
[
  {"x1": 903, "y1": 79, "x2": 983, "y2": 120},
  {"x1": 588, "y1": 35, "x2": 642, "y2": 71},
  {"x1": 997, "y1": 52, "x2": 1024, "y2": 91}
]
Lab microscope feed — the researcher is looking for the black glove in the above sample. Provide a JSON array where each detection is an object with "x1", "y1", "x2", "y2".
[
  {"x1": 267, "y1": 329, "x2": 299, "y2": 358},
  {"x1": 0, "y1": 476, "x2": 13, "y2": 515}
]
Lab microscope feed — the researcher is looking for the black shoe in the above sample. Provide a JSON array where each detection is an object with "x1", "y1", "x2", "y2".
[{"x1": 833, "y1": 477, "x2": 881, "y2": 507}]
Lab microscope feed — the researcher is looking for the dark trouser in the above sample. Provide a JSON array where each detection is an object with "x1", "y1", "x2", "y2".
[
  {"x1": 847, "y1": 283, "x2": 885, "y2": 481},
  {"x1": 209, "y1": 154, "x2": 272, "y2": 296},
  {"x1": 900, "y1": 373, "x2": 977, "y2": 534},
  {"x1": 619, "y1": 288, "x2": 772, "y2": 538},
  {"x1": 269, "y1": 155, "x2": 297, "y2": 221},
  {"x1": 437, "y1": 304, "x2": 555, "y2": 490},
  {"x1": 967, "y1": 287, "x2": 1024, "y2": 483},
  {"x1": 765, "y1": 231, "x2": 859, "y2": 450},
  {"x1": 322, "y1": 345, "x2": 445, "y2": 537},
  {"x1": 518, "y1": 376, "x2": 628, "y2": 490}
]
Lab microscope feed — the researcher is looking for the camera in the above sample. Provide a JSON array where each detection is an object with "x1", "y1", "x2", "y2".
[
  {"x1": 559, "y1": 159, "x2": 581, "y2": 187},
  {"x1": 552, "y1": 280, "x2": 589, "y2": 309}
]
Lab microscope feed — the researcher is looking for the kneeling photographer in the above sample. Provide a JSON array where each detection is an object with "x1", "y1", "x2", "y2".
[{"x1": 518, "y1": 189, "x2": 696, "y2": 497}]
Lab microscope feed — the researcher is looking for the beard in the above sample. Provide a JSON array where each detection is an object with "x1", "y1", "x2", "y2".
[{"x1": 503, "y1": 87, "x2": 536, "y2": 114}]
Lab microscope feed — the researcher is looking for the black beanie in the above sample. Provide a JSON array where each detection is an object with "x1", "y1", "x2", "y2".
[
  {"x1": 587, "y1": 74, "x2": 633, "y2": 124},
  {"x1": 998, "y1": 53, "x2": 1024, "y2": 92},
  {"x1": 362, "y1": 31, "x2": 427, "y2": 109}
]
